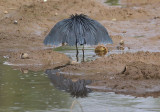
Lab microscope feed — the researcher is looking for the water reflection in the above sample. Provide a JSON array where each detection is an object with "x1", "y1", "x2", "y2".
[
  {"x1": 54, "y1": 45, "x2": 98, "y2": 62},
  {"x1": 0, "y1": 60, "x2": 73, "y2": 112},
  {"x1": 95, "y1": 50, "x2": 107, "y2": 56},
  {"x1": 45, "y1": 69, "x2": 92, "y2": 98},
  {"x1": 79, "y1": 92, "x2": 160, "y2": 112},
  {"x1": 1, "y1": 59, "x2": 160, "y2": 112}
]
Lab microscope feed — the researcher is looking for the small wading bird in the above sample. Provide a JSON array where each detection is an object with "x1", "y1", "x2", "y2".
[{"x1": 44, "y1": 14, "x2": 113, "y2": 62}]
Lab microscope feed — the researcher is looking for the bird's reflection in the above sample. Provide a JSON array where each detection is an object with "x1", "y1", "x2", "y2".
[
  {"x1": 45, "y1": 69, "x2": 92, "y2": 98},
  {"x1": 95, "y1": 50, "x2": 107, "y2": 56}
]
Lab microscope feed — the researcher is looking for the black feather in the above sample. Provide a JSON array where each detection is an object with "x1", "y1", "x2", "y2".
[{"x1": 43, "y1": 14, "x2": 113, "y2": 46}]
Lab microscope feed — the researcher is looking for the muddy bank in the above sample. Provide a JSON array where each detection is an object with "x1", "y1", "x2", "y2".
[
  {"x1": 61, "y1": 52, "x2": 160, "y2": 75},
  {"x1": 59, "y1": 52, "x2": 160, "y2": 97},
  {"x1": 0, "y1": 0, "x2": 159, "y2": 54},
  {"x1": 4, "y1": 49, "x2": 70, "y2": 71}
]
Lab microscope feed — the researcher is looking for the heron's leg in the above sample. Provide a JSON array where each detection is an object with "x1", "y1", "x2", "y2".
[
  {"x1": 76, "y1": 43, "x2": 79, "y2": 62},
  {"x1": 82, "y1": 44, "x2": 84, "y2": 62}
]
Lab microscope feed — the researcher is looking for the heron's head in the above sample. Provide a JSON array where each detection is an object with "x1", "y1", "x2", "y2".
[{"x1": 70, "y1": 13, "x2": 88, "y2": 20}]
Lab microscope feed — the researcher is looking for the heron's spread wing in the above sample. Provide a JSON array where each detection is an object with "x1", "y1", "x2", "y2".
[
  {"x1": 92, "y1": 19, "x2": 113, "y2": 44},
  {"x1": 43, "y1": 19, "x2": 76, "y2": 46},
  {"x1": 81, "y1": 17, "x2": 113, "y2": 45}
]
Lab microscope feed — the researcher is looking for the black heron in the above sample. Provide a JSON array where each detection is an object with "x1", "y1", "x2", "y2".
[{"x1": 44, "y1": 14, "x2": 113, "y2": 62}]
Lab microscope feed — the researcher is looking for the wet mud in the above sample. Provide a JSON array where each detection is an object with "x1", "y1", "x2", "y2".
[
  {"x1": 0, "y1": 0, "x2": 160, "y2": 97},
  {"x1": 5, "y1": 49, "x2": 70, "y2": 71},
  {"x1": 59, "y1": 52, "x2": 160, "y2": 97}
]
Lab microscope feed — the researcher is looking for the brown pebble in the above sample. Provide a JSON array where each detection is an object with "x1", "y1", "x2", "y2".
[
  {"x1": 4, "y1": 11, "x2": 8, "y2": 14},
  {"x1": 20, "y1": 53, "x2": 29, "y2": 59}
]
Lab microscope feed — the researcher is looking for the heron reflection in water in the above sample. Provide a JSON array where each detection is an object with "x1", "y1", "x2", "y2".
[
  {"x1": 43, "y1": 14, "x2": 113, "y2": 62},
  {"x1": 45, "y1": 69, "x2": 92, "y2": 97}
]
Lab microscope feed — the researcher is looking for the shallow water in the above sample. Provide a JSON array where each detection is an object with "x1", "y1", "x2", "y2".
[
  {"x1": 105, "y1": 0, "x2": 120, "y2": 6},
  {"x1": 1, "y1": 58, "x2": 160, "y2": 112},
  {"x1": 53, "y1": 45, "x2": 160, "y2": 63},
  {"x1": 54, "y1": 45, "x2": 98, "y2": 62},
  {"x1": 53, "y1": 45, "x2": 132, "y2": 62}
]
